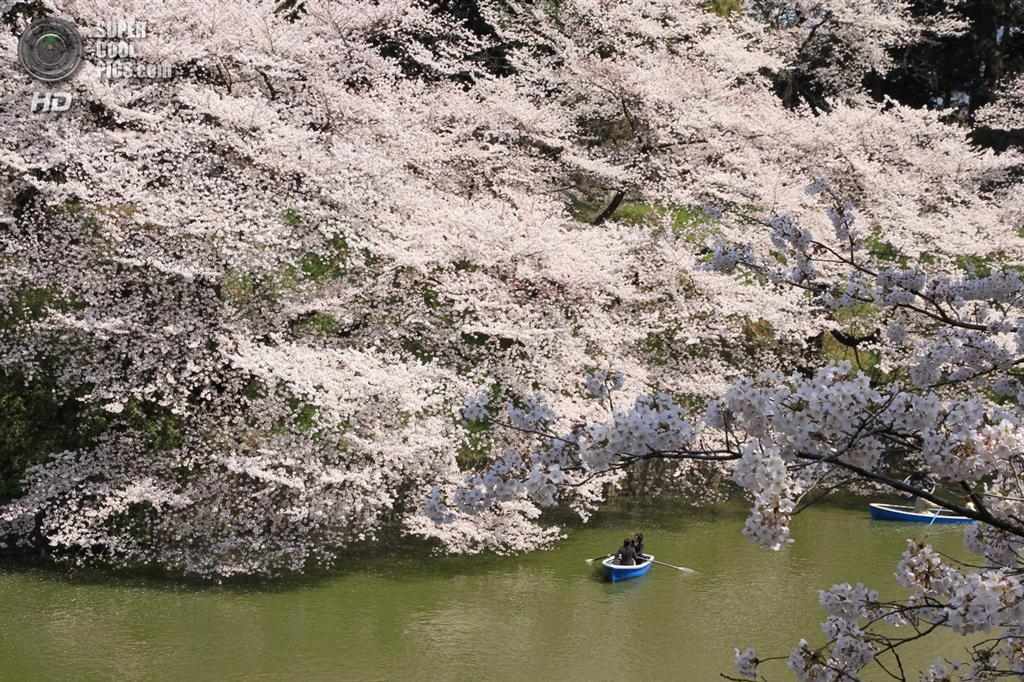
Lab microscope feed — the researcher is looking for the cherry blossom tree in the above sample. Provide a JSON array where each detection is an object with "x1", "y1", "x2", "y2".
[
  {"x1": 432, "y1": 2, "x2": 1024, "y2": 678},
  {"x1": 977, "y1": 73, "x2": 1024, "y2": 131},
  {"x1": 1, "y1": 0, "x2": 1023, "y2": 678}
]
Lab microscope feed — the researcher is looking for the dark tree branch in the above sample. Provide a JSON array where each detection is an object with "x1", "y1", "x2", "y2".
[{"x1": 592, "y1": 190, "x2": 625, "y2": 225}]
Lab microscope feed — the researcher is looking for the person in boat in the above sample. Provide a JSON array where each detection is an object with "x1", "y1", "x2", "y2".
[
  {"x1": 904, "y1": 473, "x2": 939, "y2": 512},
  {"x1": 633, "y1": 533, "x2": 645, "y2": 560},
  {"x1": 614, "y1": 537, "x2": 637, "y2": 565}
]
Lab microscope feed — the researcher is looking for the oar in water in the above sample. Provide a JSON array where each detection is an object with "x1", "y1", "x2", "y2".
[
  {"x1": 650, "y1": 559, "x2": 697, "y2": 575},
  {"x1": 585, "y1": 554, "x2": 612, "y2": 564}
]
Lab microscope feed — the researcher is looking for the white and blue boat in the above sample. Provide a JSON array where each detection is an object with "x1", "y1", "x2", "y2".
[
  {"x1": 602, "y1": 554, "x2": 654, "y2": 582},
  {"x1": 868, "y1": 503, "x2": 974, "y2": 524}
]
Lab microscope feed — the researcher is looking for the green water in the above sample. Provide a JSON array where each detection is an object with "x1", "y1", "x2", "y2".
[{"x1": 0, "y1": 502, "x2": 977, "y2": 681}]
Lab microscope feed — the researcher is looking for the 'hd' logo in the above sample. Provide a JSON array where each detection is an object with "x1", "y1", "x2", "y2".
[{"x1": 30, "y1": 91, "x2": 73, "y2": 113}]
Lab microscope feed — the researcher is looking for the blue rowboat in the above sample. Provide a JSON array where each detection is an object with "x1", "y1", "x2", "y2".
[
  {"x1": 868, "y1": 503, "x2": 974, "y2": 524},
  {"x1": 602, "y1": 554, "x2": 654, "y2": 582}
]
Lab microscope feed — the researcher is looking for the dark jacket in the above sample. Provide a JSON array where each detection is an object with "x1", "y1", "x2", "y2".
[{"x1": 615, "y1": 544, "x2": 638, "y2": 565}]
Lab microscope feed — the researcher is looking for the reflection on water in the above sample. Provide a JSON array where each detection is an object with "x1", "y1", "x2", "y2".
[{"x1": 0, "y1": 501, "x2": 976, "y2": 681}]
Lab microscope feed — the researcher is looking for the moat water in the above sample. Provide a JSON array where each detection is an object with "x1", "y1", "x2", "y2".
[{"x1": 0, "y1": 500, "x2": 976, "y2": 681}]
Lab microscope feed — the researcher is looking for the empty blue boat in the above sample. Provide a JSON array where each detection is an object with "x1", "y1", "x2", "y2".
[
  {"x1": 868, "y1": 503, "x2": 974, "y2": 524},
  {"x1": 602, "y1": 554, "x2": 654, "y2": 582}
]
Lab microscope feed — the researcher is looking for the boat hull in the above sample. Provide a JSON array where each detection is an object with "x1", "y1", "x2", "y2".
[
  {"x1": 602, "y1": 554, "x2": 654, "y2": 582},
  {"x1": 868, "y1": 503, "x2": 974, "y2": 524}
]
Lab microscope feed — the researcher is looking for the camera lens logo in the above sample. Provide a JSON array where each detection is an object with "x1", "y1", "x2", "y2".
[{"x1": 18, "y1": 17, "x2": 83, "y2": 82}]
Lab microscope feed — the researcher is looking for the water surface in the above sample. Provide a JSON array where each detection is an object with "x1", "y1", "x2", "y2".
[{"x1": 0, "y1": 501, "x2": 976, "y2": 680}]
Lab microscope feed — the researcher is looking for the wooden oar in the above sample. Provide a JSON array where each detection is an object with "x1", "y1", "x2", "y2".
[
  {"x1": 585, "y1": 554, "x2": 612, "y2": 564},
  {"x1": 651, "y1": 559, "x2": 697, "y2": 575}
]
